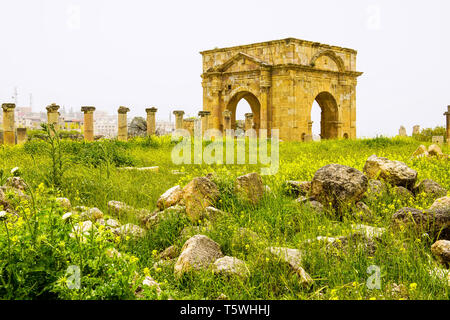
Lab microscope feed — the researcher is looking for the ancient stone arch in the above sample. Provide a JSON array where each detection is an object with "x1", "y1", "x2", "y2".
[{"x1": 200, "y1": 38, "x2": 363, "y2": 141}]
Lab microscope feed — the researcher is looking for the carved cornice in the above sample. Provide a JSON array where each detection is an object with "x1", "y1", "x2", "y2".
[
  {"x1": 118, "y1": 106, "x2": 130, "y2": 114},
  {"x1": 146, "y1": 107, "x2": 158, "y2": 113},
  {"x1": 46, "y1": 103, "x2": 60, "y2": 113},
  {"x1": 1, "y1": 103, "x2": 15, "y2": 111},
  {"x1": 81, "y1": 106, "x2": 96, "y2": 113}
]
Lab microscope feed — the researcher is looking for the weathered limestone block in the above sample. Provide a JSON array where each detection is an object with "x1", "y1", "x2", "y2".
[
  {"x1": 145, "y1": 107, "x2": 157, "y2": 136},
  {"x1": 182, "y1": 177, "x2": 220, "y2": 222},
  {"x1": 412, "y1": 145, "x2": 429, "y2": 158},
  {"x1": 285, "y1": 180, "x2": 311, "y2": 197},
  {"x1": 428, "y1": 144, "x2": 443, "y2": 157},
  {"x1": 398, "y1": 126, "x2": 407, "y2": 137},
  {"x1": 430, "y1": 196, "x2": 450, "y2": 211},
  {"x1": 413, "y1": 179, "x2": 447, "y2": 199},
  {"x1": 431, "y1": 240, "x2": 450, "y2": 267},
  {"x1": 114, "y1": 223, "x2": 145, "y2": 239},
  {"x1": 157, "y1": 185, "x2": 183, "y2": 210},
  {"x1": 174, "y1": 235, "x2": 224, "y2": 277},
  {"x1": 310, "y1": 164, "x2": 368, "y2": 209},
  {"x1": 213, "y1": 256, "x2": 250, "y2": 278},
  {"x1": 363, "y1": 155, "x2": 417, "y2": 189},
  {"x1": 2, "y1": 103, "x2": 16, "y2": 145},
  {"x1": 117, "y1": 106, "x2": 130, "y2": 141},
  {"x1": 234, "y1": 172, "x2": 264, "y2": 205},
  {"x1": 81, "y1": 106, "x2": 95, "y2": 141},
  {"x1": 16, "y1": 128, "x2": 27, "y2": 144},
  {"x1": 55, "y1": 197, "x2": 71, "y2": 210}
]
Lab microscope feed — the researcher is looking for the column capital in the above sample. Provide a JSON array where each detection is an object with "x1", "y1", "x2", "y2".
[
  {"x1": 198, "y1": 110, "x2": 211, "y2": 117},
  {"x1": 173, "y1": 110, "x2": 185, "y2": 116},
  {"x1": 445, "y1": 105, "x2": 450, "y2": 116},
  {"x1": 2, "y1": 103, "x2": 15, "y2": 111},
  {"x1": 118, "y1": 106, "x2": 130, "y2": 114},
  {"x1": 244, "y1": 113, "x2": 254, "y2": 119},
  {"x1": 46, "y1": 103, "x2": 60, "y2": 112},
  {"x1": 146, "y1": 107, "x2": 158, "y2": 114},
  {"x1": 222, "y1": 110, "x2": 232, "y2": 119},
  {"x1": 81, "y1": 106, "x2": 96, "y2": 113}
]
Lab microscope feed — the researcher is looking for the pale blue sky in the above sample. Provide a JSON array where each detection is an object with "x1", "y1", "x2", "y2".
[{"x1": 0, "y1": 0, "x2": 449, "y2": 137}]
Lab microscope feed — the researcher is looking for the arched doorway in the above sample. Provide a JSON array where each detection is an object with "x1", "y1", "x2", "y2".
[
  {"x1": 309, "y1": 91, "x2": 339, "y2": 140},
  {"x1": 226, "y1": 91, "x2": 261, "y2": 132}
]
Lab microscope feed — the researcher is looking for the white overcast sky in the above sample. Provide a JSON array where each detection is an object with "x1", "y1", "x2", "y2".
[{"x1": 0, "y1": 0, "x2": 449, "y2": 137}]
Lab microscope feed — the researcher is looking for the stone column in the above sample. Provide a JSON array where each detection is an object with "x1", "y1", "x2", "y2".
[
  {"x1": 399, "y1": 126, "x2": 407, "y2": 137},
  {"x1": 412, "y1": 125, "x2": 420, "y2": 135},
  {"x1": 46, "y1": 103, "x2": 60, "y2": 130},
  {"x1": 211, "y1": 76, "x2": 222, "y2": 130},
  {"x1": 307, "y1": 121, "x2": 314, "y2": 135},
  {"x1": 16, "y1": 128, "x2": 27, "y2": 144},
  {"x1": 244, "y1": 113, "x2": 254, "y2": 132},
  {"x1": 117, "y1": 106, "x2": 130, "y2": 141},
  {"x1": 81, "y1": 106, "x2": 96, "y2": 141},
  {"x1": 445, "y1": 106, "x2": 450, "y2": 145},
  {"x1": 198, "y1": 111, "x2": 211, "y2": 135},
  {"x1": 173, "y1": 110, "x2": 185, "y2": 130},
  {"x1": 223, "y1": 110, "x2": 232, "y2": 132},
  {"x1": 259, "y1": 67, "x2": 271, "y2": 135},
  {"x1": 145, "y1": 107, "x2": 158, "y2": 136},
  {"x1": 2, "y1": 103, "x2": 16, "y2": 145}
]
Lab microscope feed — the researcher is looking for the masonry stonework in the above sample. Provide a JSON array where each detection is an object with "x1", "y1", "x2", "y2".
[
  {"x1": 118, "y1": 106, "x2": 130, "y2": 141},
  {"x1": 81, "y1": 106, "x2": 96, "y2": 141},
  {"x1": 2, "y1": 103, "x2": 16, "y2": 145},
  {"x1": 200, "y1": 38, "x2": 362, "y2": 141},
  {"x1": 146, "y1": 107, "x2": 158, "y2": 136}
]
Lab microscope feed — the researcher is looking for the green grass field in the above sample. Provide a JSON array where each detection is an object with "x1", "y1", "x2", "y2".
[{"x1": 0, "y1": 134, "x2": 448, "y2": 300}]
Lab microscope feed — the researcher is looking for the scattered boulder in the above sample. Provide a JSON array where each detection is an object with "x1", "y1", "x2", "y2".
[
  {"x1": 160, "y1": 245, "x2": 179, "y2": 260},
  {"x1": 213, "y1": 256, "x2": 250, "y2": 278},
  {"x1": 183, "y1": 177, "x2": 220, "y2": 222},
  {"x1": 114, "y1": 223, "x2": 146, "y2": 239},
  {"x1": 70, "y1": 221, "x2": 95, "y2": 239},
  {"x1": 108, "y1": 200, "x2": 133, "y2": 216},
  {"x1": 128, "y1": 116, "x2": 147, "y2": 137},
  {"x1": 142, "y1": 276, "x2": 162, "y2": 294},
  {"x1": 431, "y1": 240, "x2": 450, "y2": 267},
  {"x1": 412, "y1": 145, "x2": 429, "y2": 158},
  {"x1": 310, "y1": 164, "x2": 368, "y2": 210},
  {"x1": 392, "y1": 186, "x2": 414, "y2": 200},
  {"x1": 363, "y1": 155, "x2": 417, "y2": 189},
  {"x1": 143, "y1": 205, "x2": 185, "y2": 229},
  {"x1": 97, "y1": 218, "x2": 120, "y2": 229},
  {"x1": 5, "y1": 177, "x2": 27, "y2": 191},
  {"x1": 157, "y1": 185, "x2": 183, "y2": 210},
  {"x1": 428, "y1": 144, "x2": 443, "y2": 157},
  {"x1": 235, "y1": 173, "x2": 264, "y2": 205},
  {"x1": 392, "y1": 207, "x2": 450, "y2": 240},
  {"x1": 80, "y1": 207, "x2": 104, "y2": 221},
  {"x1": 430, "y1": 196, "x2": 450, "y2": 211},
  {"x1": 351, "y1": 224, "x2": 386, "y2": 241},
  {"x1": 55, "y1": 197, "x2": 71, "y2": 210},
  {"x1": 266, "y1": 247, "x2": 313, "y2": 287},
  {"x1": 413, "y1": 179, "x2": 447, "y2": 199},
  {"x1": 204, "y1": 206, "x2": 228, "y2": 221},
  {"x1": 285, "y1": 181, "x2": 311, "y2": 197},
  {"x1": 174, "y1": 235, "x2": 224, "y2": 277}
]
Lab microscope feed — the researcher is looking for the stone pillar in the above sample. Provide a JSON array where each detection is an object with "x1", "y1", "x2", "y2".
[
  {"x1": 223, "y1": 110, "x2": 232, "y2": 132},
  {"x1": 2, "y1": 103, "x2": 16, "y2": 145},
  {"x1": 259, "y1": 67, "x2": 271, "y2": 135},
  {"x1": 16, "y1": 128, "x2": 27, "y2": 144},
  {"x1": 145, "y1": 107, "x2": 158, "y2": 136},
  {"x1": 81, "y1": 106, "x2": 96, "y2": 141},
  {"x1": 412, "y1": 125, "x2": 420, "y2": 135},
  {"x1": 307, "y1": 121, "x2": 313, "y2": 135},
  {"x1": 445, "y1": 106, "x2": 450, "y2": 145},
  {"x1": 399, "y1": 126, "x2": 407, "y2": 137},
  {"x1": 244, "y1": 113, "x2": 254, "y2": 132},
  {"x1": 117, "y1": 106, "x2": 130, "y2": 141},
  {"x1": 173, "y1": 110, "x2": 185, "y2": 130},
  {"x1": 46, "y1": 103, "x2": 60, "y2": 130},
  {"x1": 211, "y1": 76, "x2": 222, "y2": 130},
  {"x1": 198, "y1": 111, "x2": 211, "y2": 135}
]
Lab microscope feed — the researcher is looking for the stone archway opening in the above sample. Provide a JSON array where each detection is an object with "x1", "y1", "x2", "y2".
[
  {"x1": 310, "y1": 91, "x2": 339, "y2": 140},
  {"x1": 226, "y1": 91, "x2": 261, "y2": 133}
]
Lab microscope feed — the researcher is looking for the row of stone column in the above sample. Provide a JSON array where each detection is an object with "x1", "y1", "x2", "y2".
[
  {"x1": 1, "y1": 103, "x2": 159, "y2": 144},
  {"x1": 173, "y1": 110, "x2": 255, "y2": 133}
]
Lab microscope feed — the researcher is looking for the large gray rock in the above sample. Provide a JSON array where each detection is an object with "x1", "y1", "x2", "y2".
[
  {"x1": 128, "y1": 117, "x2": 147, "y2": 137},
  {"x1": 174, "y1": 235, "x2": 223, "y2": 277},
  {"x1": 183, "y1": 177, "x2": 220, "y2": 222},
  {"x1": 363, "y1": 155, "x2": 417, "y2": 189},
  {"x1": 235, "y1": 172, "x2": 264, "y2": 205},
  {"x1": 392, "y1": 207, "x2": 450, "y2": 240},
  {"x1": 310, "y1": 164, "x2": 368, "y2": 210},
  {"x1": 431, "y1": 240, "x2": 450, "y2": 267},
  {"x1": 213, "y1": 256, "x2": 250, "y2": 278},
  {"x1": 413, "y1": 179, "x2": 447, "y2": 199}
]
